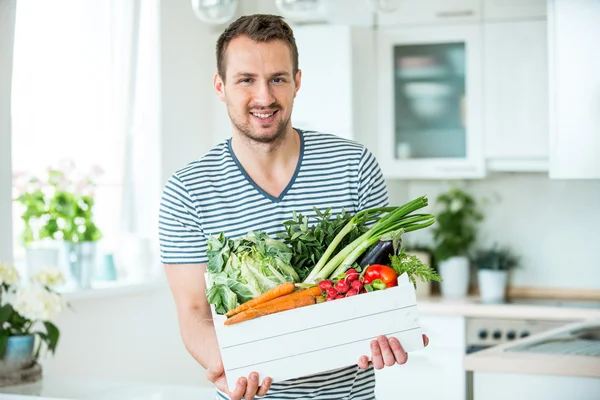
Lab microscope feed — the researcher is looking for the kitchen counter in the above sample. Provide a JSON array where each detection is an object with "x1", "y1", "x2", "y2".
[
  {"x1": 416, "y1": 295, "x2": 600, "y2": 321},
  {"x1": 464, "y1": 319, "x2": 600, "y2": 378},
  {"x1": 0, "y1": 376, "x2": 217, "y2": 399}
]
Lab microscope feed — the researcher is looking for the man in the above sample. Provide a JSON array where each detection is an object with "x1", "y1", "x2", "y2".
[{"x1": 159, "y1": 14, "x2": 429, "y2": 400}]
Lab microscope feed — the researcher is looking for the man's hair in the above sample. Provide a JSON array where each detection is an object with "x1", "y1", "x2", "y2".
[{"x1": 216, "y1": 14, "x2": 299, "y2": 82}]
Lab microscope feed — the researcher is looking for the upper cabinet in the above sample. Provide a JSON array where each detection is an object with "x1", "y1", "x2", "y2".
[
  {"x1": 377, "y1": 0, "x2": 482, "y2": 26},
  {"x1": 292, "y1": 25, "x2": 375, "y2": 144},
  {"x1": 547, "y1": 0, "x2": 600, "y2": 179},
  {"x1": 482, "y1": 0, "x2": 546, "y2": 21},
  {"x1": 483, "y1": 20, "x2": 549, "y2": 171},
  {"x1": 377, "y1": 24, "x2": 485, "y2": 179}
]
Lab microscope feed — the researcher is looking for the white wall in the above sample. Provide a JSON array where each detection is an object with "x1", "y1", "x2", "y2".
[
  {"x1": 0, "y1": 0, "x2": 16, "y2": 265},
  {"x1": 159, "y1": 0, "x2": 226, "y2": 185},
  {"x1": 388, "y1": 174, "x2": 600, "y2": 290},
  {"x1": 40, "y1": 284, "x2": 212, "y2": 387}
]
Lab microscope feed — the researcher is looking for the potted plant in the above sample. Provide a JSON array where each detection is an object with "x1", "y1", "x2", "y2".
[
  {"x1": 0, "y1": 263, "x2": 67, "y2": 377},
  {"x1": 13, "y1": 160, "x2": 104, "y2": 287},
  {"x1": 431, "y1": 187, "x2": 483, "y2": 297},
  {"x1": 473, "y1": 245, "x2": 519, "y2": 303}
]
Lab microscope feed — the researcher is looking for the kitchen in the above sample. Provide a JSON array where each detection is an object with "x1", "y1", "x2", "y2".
[{"x1": 0, "y1": 0, "x2": 599, "y2": 399}]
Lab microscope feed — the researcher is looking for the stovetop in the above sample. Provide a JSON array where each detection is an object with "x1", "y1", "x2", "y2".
[{"x1": 506, "y1": 324, "x2": 600, "y2": 357}]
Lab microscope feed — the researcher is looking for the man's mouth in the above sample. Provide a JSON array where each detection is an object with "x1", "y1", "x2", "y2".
[{"x1": 250, "y1": 110, "x2": 278, "y2": 120}]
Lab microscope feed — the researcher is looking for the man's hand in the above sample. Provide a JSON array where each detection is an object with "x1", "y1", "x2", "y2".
[
  {"x1": 357, "y1": 334, "x2": 429, "y2": 370},
  {"x1": 206, "y1": 357, "x2": 272, "y2": 400}
]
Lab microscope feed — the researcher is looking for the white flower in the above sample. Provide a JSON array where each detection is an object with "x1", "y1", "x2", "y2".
[
  {"x1": 30, "y1": 267, "x2": 66, "y2": 289},
  {"x1": 449, "y1": 199, "x2": 463, "y2": 213},
  {"x1": 10, "y1": 285, "x2": 66, "y2": 322},
  {"x1": 0, "y1": 263, "x2": 20, "y2": 286}
]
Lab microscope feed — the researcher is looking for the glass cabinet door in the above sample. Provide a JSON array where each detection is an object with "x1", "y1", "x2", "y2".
[
  {"x1": 378, "y1": 25, "x2": 484, "y2": 179},
  {"x1": 394, "y1": 42, "x2": 466, "y2": 159}
]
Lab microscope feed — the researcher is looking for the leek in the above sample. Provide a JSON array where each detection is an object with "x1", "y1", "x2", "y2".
[{"x1": 303, "y1": 196, "x2": 435, "y2": 283}]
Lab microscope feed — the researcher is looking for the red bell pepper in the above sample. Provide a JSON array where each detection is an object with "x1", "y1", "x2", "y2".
[{"x1": 363, "y1": 264, "x2": 398, "y2": 288}]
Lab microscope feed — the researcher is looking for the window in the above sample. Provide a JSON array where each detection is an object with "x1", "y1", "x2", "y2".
[{"x1": 10, "y1": 0, "x2": 161, "y2": 282}]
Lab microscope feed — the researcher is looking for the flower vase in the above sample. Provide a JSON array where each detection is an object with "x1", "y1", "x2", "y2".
[
  {"x1": 478, "y1": 270, "x2": 508, "y2": 303},
  {"x1": 0, "y1": 335, "x2": 35, "y2": 374},
  {"x1": 65, "y1": 241, "x2": 97, "y2": 289},
  {"x1": 438, "y1": 255, "x2": 470, "y2": 298},
  {"x1": 25, "y1": 246, "x2": 59, "y2": 278}
]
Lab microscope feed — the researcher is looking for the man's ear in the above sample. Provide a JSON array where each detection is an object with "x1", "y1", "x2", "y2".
[
  {"x1": 294, "y1": 69, "x2": 302, "y2": 98},
  {"x1": 214, "y1": 73, "x2": 226, "y2": 102}
]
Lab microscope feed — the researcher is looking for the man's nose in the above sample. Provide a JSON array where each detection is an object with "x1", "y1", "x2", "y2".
[{"x1": 253, "y1": 81, "x2": 275, "y2": 106}]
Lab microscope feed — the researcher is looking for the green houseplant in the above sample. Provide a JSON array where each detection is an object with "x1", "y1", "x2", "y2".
[
  {"x1": 13, "y1": 160, "x2": 104, "y2": 288},
  {"x1": 473, "y1": 245, "x2": 519, "y2": 303},
  {"x1": 431, "y1": 187, "x2": 483, "y2": 297},
  {"x1": 0, "y1": 263, "x2": 66, "y2": 375}
]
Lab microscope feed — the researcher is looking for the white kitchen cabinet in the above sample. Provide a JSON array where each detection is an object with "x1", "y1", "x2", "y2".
[
  {"x1": 482, "y1": 0, "x2": 546, "y2": 21},
  {"x1": 547, "y1": 0, "x2": 600, "y2": 179},
  {"x1": 377, "y1": 0, "x2": 482, "y2": 27},
  {"x1": 292, "y1": 25, "x2": 375, "y2": 144},
  {"x1": 377, "y1": 24, "x2": 485, "y2": 179},
  {"x1": 376, "y1": 315, "x2": 466, "y2": 400},
  {"x1": 483, "y1": 20, "x2": 549, "y2": 172}
]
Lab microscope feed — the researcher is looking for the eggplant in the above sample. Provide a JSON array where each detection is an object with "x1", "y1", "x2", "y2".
[{"x1": 357, "y1": 237, "x2": 402, "y2": 268}]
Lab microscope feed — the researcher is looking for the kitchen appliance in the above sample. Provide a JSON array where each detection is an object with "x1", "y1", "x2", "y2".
[
  {"x1": 466, "y1": 317, "x2": 567, "y2": 354},
  {"x1": 465, "y1": 298, "x2": 600, "y2": 354}
]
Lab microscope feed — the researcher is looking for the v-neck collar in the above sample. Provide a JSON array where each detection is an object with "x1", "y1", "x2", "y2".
[{"x1": 227, "y1": 128, "x2": 305, "y2": 203}]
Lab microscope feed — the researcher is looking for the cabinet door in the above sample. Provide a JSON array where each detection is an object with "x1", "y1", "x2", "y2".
[
  {"x1": 292, "y1": 25, "x2": 353, "y2": 139},
  {"x1": 482, "y1": 0, "x2": 546, "y2": 21},
  {"x1": 375, "y1": 347, "x2": 466, "y2": 400},
  {"x1": 377, "y1": 0, "x2": 482, "y2": 27},
  {"x1": 483, "y1": 20, "x2": 549, "y2": 171},
  {"x1": 377, "y1": 25, "x2": 485, "y2": 179},
  {"x1": 548, "y1": 0, "x2": 600, "y2": 179}
]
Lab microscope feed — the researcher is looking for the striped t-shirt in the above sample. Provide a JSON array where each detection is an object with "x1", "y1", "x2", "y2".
[{"x1": 159, "y1": 129, "x2": 388, "y2": 399}]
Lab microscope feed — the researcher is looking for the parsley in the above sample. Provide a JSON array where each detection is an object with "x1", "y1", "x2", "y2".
[
  {"x1": 277, "y1": 207, "x2": 369, "y2": 280},
  {"x1": 390, "y1": 247, "x2": 442, "y2": 289}
]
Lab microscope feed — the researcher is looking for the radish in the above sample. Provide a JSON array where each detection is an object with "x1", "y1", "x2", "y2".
[
  {"x1": 335, "y1": 279, "x2": 349, "y2": 294},
  {"x1": 351, "y1": 280, "x2": 363, "y2": 292},
  {"x1": 318, "y1": 280, "x2": 333, "y2": 291}
]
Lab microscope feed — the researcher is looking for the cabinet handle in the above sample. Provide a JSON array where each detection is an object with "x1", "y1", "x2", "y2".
[
  {"x1": 436, "y1": 10, "x2": 475, "y2": 18},
  {"x1": 435, "y1": 165, "x2": 477, "y2": 172}
]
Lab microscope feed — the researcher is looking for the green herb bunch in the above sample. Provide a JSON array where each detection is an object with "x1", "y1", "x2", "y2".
[
  {"x1": 390, "y1": 247, "x2": 442, "y2": 289},
  {"x1": 277, "y1": 207, "x2": 369, "y2": 281}
]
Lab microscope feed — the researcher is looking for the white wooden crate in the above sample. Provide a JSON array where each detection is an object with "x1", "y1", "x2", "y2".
[{"x1": 209, "y1": 273, "x2": 425, "y2": 391}]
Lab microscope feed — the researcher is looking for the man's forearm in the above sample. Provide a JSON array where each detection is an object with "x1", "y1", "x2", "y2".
[{"x1": 179, "y1": 307, "x2": 220, "y2": 369}]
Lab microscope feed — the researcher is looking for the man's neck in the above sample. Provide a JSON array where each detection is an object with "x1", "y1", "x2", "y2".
[{"x1": 231, "y1": 127, "x2": 300, "y2": 172}]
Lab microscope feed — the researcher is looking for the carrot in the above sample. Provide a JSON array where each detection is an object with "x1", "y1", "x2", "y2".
[
  {"x1": 260, "y1": 286, "x2": 323, "y2": 306},
  {"x1": 224, "y1": 295, "x2": 316, "y2": 326},
  {"x1": 225, "y1": 282, "x2": 295, "y2": 317}
]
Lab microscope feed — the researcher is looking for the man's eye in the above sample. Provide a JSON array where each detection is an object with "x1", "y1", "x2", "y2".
[
  {"x1": 239, "y1": 78, "x2": 253, "y2": 84},
  {"x1": 272, "y1": 78, "x2": 285, "y2": 83}
]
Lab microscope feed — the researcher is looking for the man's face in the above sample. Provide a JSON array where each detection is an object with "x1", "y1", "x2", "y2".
[{"x1": 214, "y1": 35, "x2": 301, "y2": 144}]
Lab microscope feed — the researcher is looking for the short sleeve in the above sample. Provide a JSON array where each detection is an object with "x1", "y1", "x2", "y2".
[
  {"x1": 158, "y1": 174, "x2": 208, "y2": 264},
  {"x1": 357, "y1": 148, "x2": 389, "y2": 212}
]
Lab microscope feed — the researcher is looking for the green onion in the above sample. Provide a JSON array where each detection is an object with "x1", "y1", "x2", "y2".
[{"x1": 303, "y1": 196, "x2": 434, "y2": 283}]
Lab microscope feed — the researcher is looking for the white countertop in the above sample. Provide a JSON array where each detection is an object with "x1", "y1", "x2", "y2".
[
  {"x1": 464, "y1": 319, "x2": 600, "y2": 378},
  {"x1": 416, "y1": 295, "x2": 600, "y2": 321},
  {"x1": 0, "y1": 377, "x2": 216, "y2": 400}
]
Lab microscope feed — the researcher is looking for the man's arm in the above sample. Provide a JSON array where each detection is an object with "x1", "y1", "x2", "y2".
[
  {"x1": 164, "y1": 263, "x2": 219, "y2": 370},
  {"x1": 164, "y1": 263, "x2": 272, "y2": 400}
]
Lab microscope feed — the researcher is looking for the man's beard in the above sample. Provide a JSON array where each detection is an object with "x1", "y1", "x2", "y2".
[{"x1": 227, "y1": 106, "x2": 291, "y2": 144}]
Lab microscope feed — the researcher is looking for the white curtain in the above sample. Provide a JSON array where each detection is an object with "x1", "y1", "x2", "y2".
[
  {"x1": 0, "y1": 0, "x2": 17, "y2": 264},
  {"x1": 114, "y1": 0, "x2": 162, "y2": 281}
]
